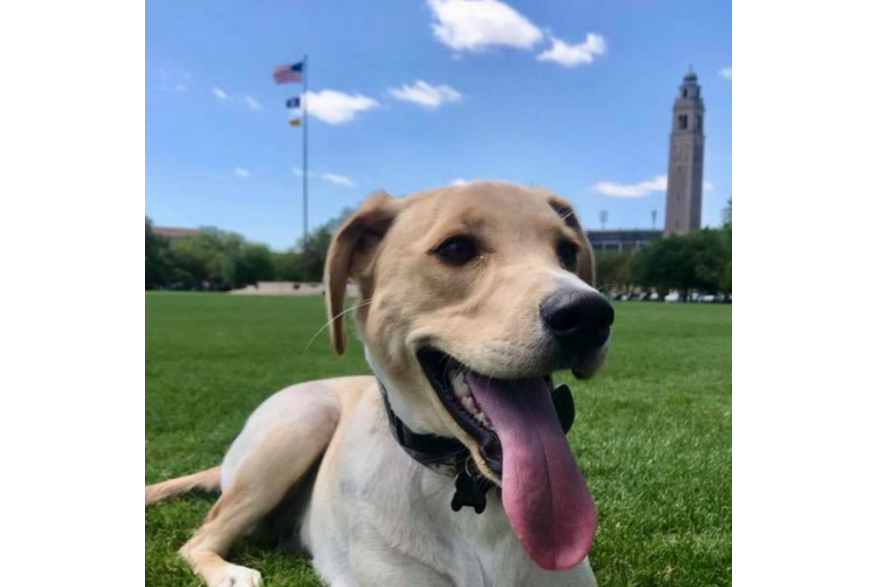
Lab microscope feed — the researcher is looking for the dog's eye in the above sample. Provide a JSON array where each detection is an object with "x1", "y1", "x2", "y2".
[
  {"x1": 557, "y1": 241, "x2": 578, "y2": 271},
  {"x1": 433, "y1": 236, "x2": 479, "y2": 265}
]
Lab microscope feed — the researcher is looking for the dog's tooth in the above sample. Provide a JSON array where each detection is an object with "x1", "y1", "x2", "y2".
[
  {"x1": 452, "y1": 381, "x2": 464, "y2": 398},
  {"x1": 451, "y1": 372, "x2": 470, "y2": 398},
  {"x1": 462, "y1": 396, "x2": 475, "y2": 413}
]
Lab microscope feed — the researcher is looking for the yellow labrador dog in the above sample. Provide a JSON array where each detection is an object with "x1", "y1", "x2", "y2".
[{"x1": 146, "y1": 181, "x2": 614, "y2": 587}]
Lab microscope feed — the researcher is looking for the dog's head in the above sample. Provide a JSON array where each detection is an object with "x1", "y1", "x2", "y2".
[{"x1": 325, "y1": 181, "x2": 612, "y2": 570}]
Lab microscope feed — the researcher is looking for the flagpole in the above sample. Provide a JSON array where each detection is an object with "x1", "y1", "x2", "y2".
[{"x1": 302, "y1": 53, "x2": 309, "y2": 280}]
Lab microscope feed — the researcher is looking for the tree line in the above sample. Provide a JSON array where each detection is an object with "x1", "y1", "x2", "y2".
[
  {"x1": 594, "y1": 223, "x2": 732, "y2": 300},
  {"x1": 145, "y1": 210, "x2": 351, "y2": 290},
  {"x1": 147, "y1": 209, "x2": 731, "y2": 298}
]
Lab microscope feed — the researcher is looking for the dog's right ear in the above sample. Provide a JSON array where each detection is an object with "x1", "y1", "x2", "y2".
[{"x1": 324, "y1": 191, "x2": 397, "y2": 356}]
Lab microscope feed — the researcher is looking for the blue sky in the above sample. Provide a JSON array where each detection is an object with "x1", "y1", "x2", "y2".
[{"x1": 147, "y1": 0, "x2": 731, "y2": 250}]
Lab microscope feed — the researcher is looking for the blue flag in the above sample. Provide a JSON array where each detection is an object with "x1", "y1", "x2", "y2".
[{"x1": 286, "y1": 97, "x2": 301, "y2": 109}]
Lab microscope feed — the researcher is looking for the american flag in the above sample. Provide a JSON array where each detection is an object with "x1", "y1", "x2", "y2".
[{"x1": 273, "y1": 62, "x2": 303, "y2": 84}]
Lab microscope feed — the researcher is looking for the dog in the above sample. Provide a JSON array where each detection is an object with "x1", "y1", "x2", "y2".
[{"x1": 145, "y1": 181, "x2": 614, "y2": 587}]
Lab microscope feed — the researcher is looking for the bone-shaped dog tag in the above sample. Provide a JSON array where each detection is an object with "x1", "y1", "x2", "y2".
[
  {"x1": 451, "y1": 470, "x2": 490, "y2": 514},
  {"x1": 551, "y1": 383, "x2": 575, "y2": 435}
]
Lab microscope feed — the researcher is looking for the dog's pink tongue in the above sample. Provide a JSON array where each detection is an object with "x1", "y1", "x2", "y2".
[{"x1": 466, "y1": 373, "x2": 596, "y2": 571}]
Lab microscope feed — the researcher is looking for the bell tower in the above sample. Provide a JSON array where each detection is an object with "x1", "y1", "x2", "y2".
[{"x1": 664, "y1": 68, "x2": 705, "y2": 234}]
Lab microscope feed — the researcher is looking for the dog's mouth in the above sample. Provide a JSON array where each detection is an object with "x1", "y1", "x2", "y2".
[
  {"x1": 417, "y1": 348, "x2": 504, "y2": 475},
  {"x1": 417, "y1": 348, "x2": 597, "y2": 571}
]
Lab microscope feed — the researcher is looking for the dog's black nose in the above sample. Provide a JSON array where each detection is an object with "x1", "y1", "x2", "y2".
[{"x1": 540, "y1": 288, "x2": 614, "y2": 346}]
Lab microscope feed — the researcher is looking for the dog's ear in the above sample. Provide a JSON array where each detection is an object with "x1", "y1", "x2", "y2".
[
  {"x1": 547, "y1": 195, "x2": 596, "y2": 286},
  {"x1": 324, "y1": 191, "x2": 398, "y2": 355}
]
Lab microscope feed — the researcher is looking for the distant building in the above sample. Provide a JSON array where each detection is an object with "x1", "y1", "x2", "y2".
[
  {"x1": 587, "y1": 229, "x2": 661, "y2": 252},
  {"x1": 153, "y1": 226, "x2": 198, "y2": 241},
  {"x1": 664, "y1": 68, "x2": 706, "y2": 234},
  {"x1": 590, "y1": 69, "x2": 707, "y2": 250}
]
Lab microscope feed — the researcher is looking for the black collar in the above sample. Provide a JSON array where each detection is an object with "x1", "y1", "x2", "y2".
[{"x1": 378, "y1": 378, "x2": 576, "y2": 514}]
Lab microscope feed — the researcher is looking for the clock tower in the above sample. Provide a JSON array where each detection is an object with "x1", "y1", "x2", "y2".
[{"x1": 664, "y1": 68, "x2": 705, "y2": 234}]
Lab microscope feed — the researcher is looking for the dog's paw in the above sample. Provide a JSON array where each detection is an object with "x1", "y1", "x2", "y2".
[{"x1": 213, "y1": 564, "x2": 262, "y2": 587}]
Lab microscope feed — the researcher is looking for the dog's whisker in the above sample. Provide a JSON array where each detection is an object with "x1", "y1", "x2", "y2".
[{"x1": 302, "y1": 297, "x2": 373, "y2": 356}]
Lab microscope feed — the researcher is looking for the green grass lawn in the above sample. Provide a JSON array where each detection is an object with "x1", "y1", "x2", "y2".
[{"x1": 146, "y1": 292, "x2": 731, "y2": 587}]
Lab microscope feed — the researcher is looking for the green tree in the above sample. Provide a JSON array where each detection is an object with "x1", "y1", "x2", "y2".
[
  {"x1": 233, "y1": 243, "x2": 275, "y2": 286},
  {"x1": 594, "y1": 250, "x2": 633, "y2": 292},
  {"x1": 299, "y1": 226, "x2": 334, "y2": 282},
  {"x1": 146, "y1": 206, "x2": 359, "y2": 290},
  {"x1": 296, "y1": 207, "x2": 354, "y2": 282},
  {"x1": 721, "y1": 198, "x2": 734, "y2": 294},
  {"x1": 145, "y1": 217, "x2": 172, "y2": 289},
  {"x1": 632, "y1": 229, "x2": 731, "y2": 299},
  {"x1": 686, "y1": 229, "x2": 730, "y2": 294},
  {"x1": 169, "y1": 228, "x2": 243, "y2": 290},
  {"x1": 272, "y1": 250, "x2": 303, "y2": 281}
]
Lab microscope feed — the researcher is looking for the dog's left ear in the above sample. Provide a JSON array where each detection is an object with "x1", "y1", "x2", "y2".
[
  {"x1": 324, "y1": 191, "x2": 399, "y2": 356},
  {"x1": 547, "y1": 195, "x2": 596, "y2": 286}
]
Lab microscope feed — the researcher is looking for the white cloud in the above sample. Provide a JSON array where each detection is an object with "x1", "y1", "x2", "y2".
[
  {"x1": 322, "y1": 172, "x2": 355, "y2": 187},
  {"x1": 303, "y1": 90, "x2": 379, "y2": 124},
  {"x1": 593, "y1": 175, "x2": 714, "y2": 197},
  {"x1": 451, "y1": 178, "x2": 469, "y2": 186},
  {"x1": 388, "y1": 80, "x2": 462, "y2": 109},
  {"x1": 293, "y1": 168, "x2": 356, "y2": 187},
  {"x1": 593, "y1": 175, "x2": 667, "y2": 198},
  {"x1": 720, "y1": 67, "x2": 732, "y2": 80},
  {"x1": 426, "y1": 0, "x2": 543, "y2": 52},
  {"x1": 244, "y1": 95, "x2": 262, "y2": 111},
  {"x1": 233, "y1": 167, "x2": 250, "y2": 178},
  {"x1": 159, "y1": 68, "x2": 190, "y2": 92},
  {"x1": 212, "y1": 87, "x2": 229, "y2": 100},
  {"x1": 537, "y1": 33, "x2": 606, "y2": 67}
]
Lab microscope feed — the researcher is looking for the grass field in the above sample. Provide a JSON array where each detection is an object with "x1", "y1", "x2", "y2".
[{"x1": 146, "y1": 292, "x2": 731, "y2": 587}]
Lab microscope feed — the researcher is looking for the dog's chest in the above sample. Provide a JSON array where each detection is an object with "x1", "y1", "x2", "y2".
[
  {"x1": 360, "y1": 478, "x2": 590, "y2": 587},
  {"x1": 433, "y1": 496, "x2": 543, "y2": 587},
  {"x1": 331, "y1": 430, "x2": 586, "y2": 586},
  {"x1": 306, "y1": 392, "x2": 595, "y2": 587}
]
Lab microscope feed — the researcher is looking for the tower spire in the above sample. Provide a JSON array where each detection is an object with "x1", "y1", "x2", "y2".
[{"x1": 664, "y1": 70, "x2": 705, "y2": 234}]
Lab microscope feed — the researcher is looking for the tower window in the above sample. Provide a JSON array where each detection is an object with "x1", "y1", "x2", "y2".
[
  {"x1": 683, "y1": 89, "x2": 688, "y2": 98},
  {"x1": 678, "y1": 115, "x2": 688, "y2": 130},
  {"x1": 696, "y1": 115, "x2": 702, "y2": 131}
]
